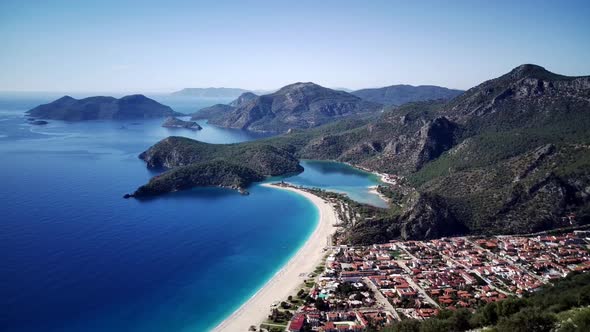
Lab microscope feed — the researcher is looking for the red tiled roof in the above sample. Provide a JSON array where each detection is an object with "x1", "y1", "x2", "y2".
[{"x1": 289, "y1": 314, "x2": 305, "y2": 331}]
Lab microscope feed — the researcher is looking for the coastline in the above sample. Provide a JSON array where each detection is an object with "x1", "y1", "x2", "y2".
[
  {"x1": 368, "y1": 185, "x2": 389, "y2": 205},
  {"x1": 212, "y1": 183, "x2": 338, "y2": 332}
]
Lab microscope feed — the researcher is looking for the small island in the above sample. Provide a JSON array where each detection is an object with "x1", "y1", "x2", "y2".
[
  {"x1": 27, "y1": 94, "x2": 181, "y2": 121},
  {"x1": 161, "y1": 117, "x2": 202, "y2": 130},
  {"x1": 29, "y1": 120, "x2": 49, "y2": 125}
]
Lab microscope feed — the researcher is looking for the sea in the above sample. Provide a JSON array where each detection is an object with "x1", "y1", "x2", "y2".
[{"x1": 0, "y1": 92, "x2": 385, "y2": 332}]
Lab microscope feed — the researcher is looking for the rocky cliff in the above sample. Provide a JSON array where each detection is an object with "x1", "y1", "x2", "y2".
[{"x1": 132, "y1": 65, "x2": 590, "y2": 242}]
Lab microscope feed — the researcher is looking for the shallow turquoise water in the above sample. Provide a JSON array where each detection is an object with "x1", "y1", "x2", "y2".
[
  {"x1": 0, "y1": 93, "x2": 384, "y2": 332},
  {"x1": 285, "y1": 160, "x2": 387, "y2": 208}
]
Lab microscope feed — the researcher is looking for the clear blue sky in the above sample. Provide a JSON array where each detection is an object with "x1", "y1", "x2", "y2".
[{"x1": 1, "y1": 0, "x2": 589, "y2": 92}]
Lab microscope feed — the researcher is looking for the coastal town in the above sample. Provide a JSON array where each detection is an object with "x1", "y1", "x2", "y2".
[{"x1": 261, "y1": 231, "x2": 590, "y2": 332}]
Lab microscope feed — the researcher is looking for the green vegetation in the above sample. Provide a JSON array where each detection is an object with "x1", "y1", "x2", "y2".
[
  {"x1": 260, "y1": 321, "x2": 287, "y2": 332},
  {"x1": 208, "y1": 82, "x2": 382, "y2": 133},
  {"x1": 314, "y1": 264, "x2": 325, "y2": 274},
  {"x1": 408, "y1": 113, "x2": 590, "y2": 235},
  {"x1": 134, "y1": 65, "x2": 590, "y2": 242},
  {"x1": 133, "y1": 161, "x2": 264, "y2": 197},
  {"x1": 555, "y1": 307, "x2": 590, "y2": 332},
  {"x1": 379, "y1": 272, "x2": 590, "y2": 332},
  {"x1": 410, "y1": 110, "x2": 590, "y2": 187},
  {"x1": 132, "y1": 136, "x2": 303, "y2": 196},
  {"x1": 351, "y1": 84, "x2": 463, "y2": 106},
  {"x1": 389, "y1": 250, "x2": 403, "y2": 259}
]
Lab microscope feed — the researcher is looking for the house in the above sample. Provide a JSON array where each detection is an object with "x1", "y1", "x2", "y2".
[
  {"x1": 288, "y1": 314, "x2": 306, "y2": 332},
  {"x1": 396, "y1": 287, "x2": 417, "y2": 298}
]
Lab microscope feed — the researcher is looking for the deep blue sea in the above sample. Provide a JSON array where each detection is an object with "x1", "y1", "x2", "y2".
[{"x1": 0, "y1": 92, "x2": 384, "y2": 332}]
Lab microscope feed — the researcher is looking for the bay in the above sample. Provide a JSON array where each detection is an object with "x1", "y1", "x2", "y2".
[{"x1": 0, "y1": 93, "x2": 383, "y2": 332}]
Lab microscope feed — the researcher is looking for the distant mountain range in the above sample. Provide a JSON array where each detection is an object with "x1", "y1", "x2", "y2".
[
  {"x1": 27, "y1": 95, "x2": 181, "y2": 121},
  {"x1": 133, "y1": 64, "x2": 590, "y2": 243},
  {"x1": 228, "y1": 92, "x2": 258, "y2": 107},
  {"x1": 189, "y1": 83, "x2": 463, "y2": 133},
  {"x1": 191, "y1": 92, "x2": 259, "y2": 121},
  {"x1": 170, "y1": 87, "x2": 250, "y2": 98},
  {"x1": 191, "y1": 104, "x2": 236, "y2": 121},
  {"x1": 195, "y1": 82, "x2": 382, "y2": 133},
  {"x1": 351, "y1": 84, "x2": 463, "y2": 106}
]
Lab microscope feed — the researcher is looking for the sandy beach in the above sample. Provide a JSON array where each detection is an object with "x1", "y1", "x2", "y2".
[
  {"x1": 368, "y1": 185, "x2": 390, "y2": 205},
  {"x1": 212, "y1": 183, "x2": 338, "y2": 332}
]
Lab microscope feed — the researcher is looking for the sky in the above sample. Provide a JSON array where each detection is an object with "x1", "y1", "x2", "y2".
[{"x1": 1, "y1": 0, "x2": 589, "y2": 92}]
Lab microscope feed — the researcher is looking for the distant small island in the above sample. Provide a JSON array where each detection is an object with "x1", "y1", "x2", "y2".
[
  {"x1": 161, "y1": 117, "x2": 202, "y2": 130},
  {"x1": 27, "y1": 94, "x2": 181, "y2": 121},
  {"x1": 28, "y1": 119, "x2": 48, "y2": 125}
]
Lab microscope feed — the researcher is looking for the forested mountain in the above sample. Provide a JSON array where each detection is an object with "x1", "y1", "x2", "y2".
[
  {"x1": 190, "y1": 92, "x2": 258, "y2": 121},
  {"x1": 228, "y1": 92, "x2": 258, "y2": 107},
  {"x1": 190, "y1": 104, "x2": 235, "y2": 121},
  {"x1": 352, "y1": 84, "x2": 463, "y2": 105},
  {"x1": 207, "y1": 82, "x2": 382, "y2": 133},
  {"x1": 133, "y1": 64, "x2": 590, "y2": 241}
]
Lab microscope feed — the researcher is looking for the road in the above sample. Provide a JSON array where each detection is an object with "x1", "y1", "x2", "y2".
[
  {"x1": 363, "y1": 277, "x2": 401, "y2": 321},
  {"x1": 394, "y1": 261, "x2": 440, "y2": 308}
]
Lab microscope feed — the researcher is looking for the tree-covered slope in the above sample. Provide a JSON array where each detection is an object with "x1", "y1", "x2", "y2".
[
  {"x1": 381, "y1": 271, "x2": 590, "y2": 332},
  {"x1": 291, "y1": 65, "x2": 590, "y2": 239},
  {"x1": 132, "y1": 161, "x2": 264, "y2": 197},
  {"x1": 130, "y1": 136, "x2": 303, "y2": 196},
  {"x1": 190, "y1": 104, "x2": 235, "y2": 121},
  {"x1": 190, "y1": 93, "x2": 257, "y2": 121},
  {"x1": 404, "y1": 64, "x2": 590, "y2": 235},
  {"x1": 132, "y1": 65, "x2": 590, "y2": 241},
  {"x1": 352, "y1": 84, "x2": 463, "y2": 106},
  {"x1": 228, "y1": 92, "x2": 257, "y2": 107}
]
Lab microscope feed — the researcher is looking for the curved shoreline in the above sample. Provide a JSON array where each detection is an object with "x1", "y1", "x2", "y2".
[{"x1": 212, "y1": 183, "x2": 338, "y2": 332}]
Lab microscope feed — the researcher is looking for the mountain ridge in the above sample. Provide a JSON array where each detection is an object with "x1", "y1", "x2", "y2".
[
  {"x1": 352, "y1": 84, "x2": 463, "y2": 106},
  {"x1": 170, "y1": 87, "x2": 249, "y2": 98},
  {"x1": 132, "y1": 64, "x2": 590, "y2": 242},
  {"x1": 190, "y1": 92, "x2": 259, "y2": 121},
  {"x1": 208, "y1": 82, "x2": 383, "y2": 133}
]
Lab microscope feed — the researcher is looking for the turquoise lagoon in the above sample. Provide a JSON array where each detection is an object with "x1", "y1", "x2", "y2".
[{"x1": 0, "y1": 93, "x2": 384, "y2": 332}]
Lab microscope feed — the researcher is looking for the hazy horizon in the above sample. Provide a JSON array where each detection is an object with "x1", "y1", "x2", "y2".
[{"x1": 1, "y1": 0, "x2": 589, "y2": 93}]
